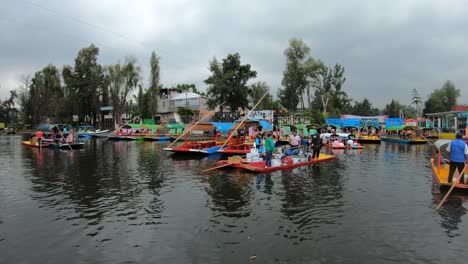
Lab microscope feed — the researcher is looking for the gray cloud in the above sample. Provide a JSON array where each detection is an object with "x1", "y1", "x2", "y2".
[{"x1": 1, "y1": 0, "x2": 467, "y2": 108}]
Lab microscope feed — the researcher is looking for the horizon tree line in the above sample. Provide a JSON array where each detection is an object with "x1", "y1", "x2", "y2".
[{"x1": 0, "y1": 40, "x2": 463, "y2": 128}]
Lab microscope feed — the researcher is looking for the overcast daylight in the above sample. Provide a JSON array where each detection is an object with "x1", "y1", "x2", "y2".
[
  {"x1": 2, "y1": 1, "x2": 468, "y2": 264},
  {"x1": 1, "y1": 0, "x2": 467, "y2": 106}
]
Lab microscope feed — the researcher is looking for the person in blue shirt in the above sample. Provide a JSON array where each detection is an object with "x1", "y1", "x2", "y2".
[
  {"x1": 447, "y1": 133, "x2": 468, "y2": 184},
  {"x1": 255, "y1": 133, "x2": 264, "y2": 153}
]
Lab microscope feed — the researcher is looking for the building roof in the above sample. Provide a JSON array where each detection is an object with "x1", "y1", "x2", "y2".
[{"x1": 172, "y1": 92, "x2": 201, "y2": 100}]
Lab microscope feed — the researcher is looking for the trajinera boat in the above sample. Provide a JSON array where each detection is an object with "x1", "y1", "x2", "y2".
[
  {"x1": 163, "y1": 121, "x2": 225, "y2": 154},
  {"x1": 217, "y1": 118, "x2": 273, "y2": 155},
  {"x1": 421, "y1": 127, "x2": 439, "y2": 139},
  {"x1": 431, "y1": 139, "x2": 468, "y2": 189},
  {"x1": 214, "y1": 153, "x2": 335, "y2": 173},
  {"x1": 144, "y1": 123, "x2": 185, "y2": 141},
  {"x1": 355, "y1": 118, "x2": 382, "y2": 143},
  {"x1": 22, "y1": 124, "x2": 84, "y2": 149},
  {"x1": 108, "y1": 123, "x2": 156, "y2": 140},
  {"x1": 321, "y1": 133, "x2": 363, "y2": 149},
  {"x1": 381, "y1": 125, "x2": 428, "y2": 144}
]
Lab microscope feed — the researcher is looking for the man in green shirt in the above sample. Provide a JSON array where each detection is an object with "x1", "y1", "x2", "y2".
[{"x1": 264, "y1": 133, "x2": 275, "y2": 167}]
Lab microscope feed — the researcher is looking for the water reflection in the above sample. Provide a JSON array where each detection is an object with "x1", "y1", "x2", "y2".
[
  {"x1": 278, "y1": 159, "x2": 345, "y2": 242},
  {"x1": 434, "y1": 192, "x2": 468, "y2": 239},
  {"x1": 204, "y1": 172, "x2": 253, "y2": 218},
  {"x1": 255, "y1": 173, "x2": 274, "y2": 194},
  {"x1": 4, "y1": 135, "x2": 468, "y2": 263}
]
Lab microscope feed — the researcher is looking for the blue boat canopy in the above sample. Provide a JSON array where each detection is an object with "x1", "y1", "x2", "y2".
[
  {"x1": 325, "y1": 118, "x2": 342, "y2": 128},
  {"x1": 342, "y1": 118, "x2": 360, "y2": 128},
  {"x1": 232, "y1": 118, "x2": 273, "y2": 131},
  {"x1": 210, "y1": 122, "x2": 234, "y2": 133}
]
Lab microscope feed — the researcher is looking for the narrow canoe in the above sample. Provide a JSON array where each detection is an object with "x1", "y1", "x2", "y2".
[{"x1": 22, "y1": 140, "x2": 51, "y2": 148}]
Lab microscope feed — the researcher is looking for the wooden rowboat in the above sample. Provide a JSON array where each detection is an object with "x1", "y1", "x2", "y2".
[
  {"x1": 214, "y1": 153, "x2": 335, "y2": 172},
  {"x1": 431, "y1": 139, "x2": 468, "y2": 190},
  {"x1": 22, "y1": 140, "x2": 51, "y2": 148}
]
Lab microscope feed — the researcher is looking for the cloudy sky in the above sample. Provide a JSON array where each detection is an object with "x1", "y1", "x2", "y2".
[{"x1": 1, "y1": 0, "x2": 468, "y2": 107}]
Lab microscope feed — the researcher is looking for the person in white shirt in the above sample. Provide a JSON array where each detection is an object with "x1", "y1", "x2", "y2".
[{"x1": 289, "y1": 131, "x2": 301, "y2": 148}]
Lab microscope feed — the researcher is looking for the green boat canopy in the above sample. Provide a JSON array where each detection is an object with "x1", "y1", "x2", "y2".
[
  {"x1": 165, "y1": 124, "x2": 185, "y2": 129},
  {"x1": 386, "y1": 125, "x2": 419, "y2": 131}
]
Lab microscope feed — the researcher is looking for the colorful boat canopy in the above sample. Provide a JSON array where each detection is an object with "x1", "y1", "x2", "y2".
[
  {"x1": 38, "y1": 124, "x2": 73, "y2": 131},
  {"x1": 210, "y1": 122, "x2": 234, "y2": 133},
  {"x1": 325, "y1": 118, "x2": 343, "y2": 128},
  {"x1": 386, "y1": 118, "x2": 403, "y2": 127},
  {"x1": 386, "y1": 125, "x2": 405, "y2": 131},
  {"x1": 165, "y1": 123, "x2": 185, "y2": 129},
  {"x1": 342, "y1": 118, "x2": 360, "y2": 128}
]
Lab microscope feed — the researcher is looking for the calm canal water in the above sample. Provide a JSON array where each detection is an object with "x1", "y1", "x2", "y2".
[{"x1": 1, "y1": 135, "x2": 468, "y2": 263}]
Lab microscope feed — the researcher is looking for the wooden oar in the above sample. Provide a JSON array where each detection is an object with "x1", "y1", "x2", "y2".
[
  {"x1": 54, "y1": 125, "x2": 73, "y2": 150},
  {"x1": 436, "y1": 164, "x2": 467, "y2": 209},
  {"x1": 166, "y1": 102, "x2": 226, "y2": 149},
  {"x1": 203, "y1": 155, "x2": 247, "y2": 172},
  {"x1": 218, "y1": 92, "x2": 268, "y2": 150},
  {"x1": 203, "y1": 152, "x2": 266, "y2": 172}
]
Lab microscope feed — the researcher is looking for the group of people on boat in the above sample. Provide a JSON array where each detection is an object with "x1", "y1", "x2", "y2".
[{"x1": 252, "y1": 130, "x2": 325, "y2": 168}]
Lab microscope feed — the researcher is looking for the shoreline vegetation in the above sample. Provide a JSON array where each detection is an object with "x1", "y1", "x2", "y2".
[{"x1": 0, "y1": 38, "x2": 462, "y2": 130}]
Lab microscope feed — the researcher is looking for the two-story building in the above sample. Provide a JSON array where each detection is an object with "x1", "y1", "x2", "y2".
[{"x1": 155, "y1": 89, "x2": 210, "y2": 124}]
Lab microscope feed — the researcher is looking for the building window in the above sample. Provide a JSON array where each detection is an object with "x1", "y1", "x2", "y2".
[{"x1": 163, "y1": 102, "x2": 165, "y2": 107}]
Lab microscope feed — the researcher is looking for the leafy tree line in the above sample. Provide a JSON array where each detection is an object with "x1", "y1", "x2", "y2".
[
  {"x1": 9, "y1": 45, "x2": 169, "y2": 128},
  {"x1": 1, "y1": 40, "x2": 463, "y2": 129}
]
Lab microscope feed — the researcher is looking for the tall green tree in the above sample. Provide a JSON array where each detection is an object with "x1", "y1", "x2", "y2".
[
  {"x1": 205, "y1": 53, "x2": 257, "y2": 112},
  {"x1": 62, "y1": 44, "x2": 104, "y2": 125},
  {"x1": 279, "y1": 38, "x2": 312, "y2": 112},
  {"x1": 306, "y1": 59, "x2": 327, "y2": 111},
  {"x1": 311, "y1": 64, "x2": 350, "y2": 117},
  {"x1": 249, "y1": 81, "x2": 272, "y2": 110},
  {"x1": 106, "y1": 57, "x2": 140, "y2": 126},
  {"x1": 383, "y1": 99, "x2": 402, "y2": 117},
  {"x1": 411, "y1": 89, "x2": 422, "y2": 125},
  {"x1": 351, "y1": 98, "x2": 380, "y2": 116},
  {"x1": 15, "y1": 76, "x2": 32, "y2": 126},
  {"x1": 423, "y1": 81, "x2": 461, "y2": 114},
  {"x1": 147, "y1": 51, "x2": 160, "y2": 117},
  {"x1": 28, "y1": 64, "x2": 64, "y2": 126},
  {"x1": 175, "y1": 83, "x2": 205, "y2": 95}
]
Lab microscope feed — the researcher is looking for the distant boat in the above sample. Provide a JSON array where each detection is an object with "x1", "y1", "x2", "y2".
[
  {"x1": 163, "y1": 122, "x2": 225, "y2": 154},
  {"x1": 22, "y1": 124, "x2": 83, "y2": 150},
  {"x1": 76, "y1": 125, "x2": 109, "y2": 138},
  {"x1": 381, "y1": 125, "x2": 427, "y2": 144}
]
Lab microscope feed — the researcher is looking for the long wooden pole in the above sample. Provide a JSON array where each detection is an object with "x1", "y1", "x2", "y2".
[
  {"x1": 219, "y1": 92, "x2": 268, "y2": 149},
  {"x1": 436, "y1": 164, "x2": 467, "y2": 209},
  {"x1": 55, "y1": 125, "x2": 73, "y2": 151},
  {"x1": 166, "y1": 101, "x2": 226, "y2": 148}
]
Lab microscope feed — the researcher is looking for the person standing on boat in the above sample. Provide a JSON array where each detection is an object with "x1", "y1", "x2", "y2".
[
  {"x1": 255, "y1": 133, "x2": 264, "y2": 153},
  {"x1": 264, "y1": 133, "x2": 275, "y2": 167},
  {"x1": 35, "y1": 130, "x2": 43, "y2": 146},
  {"x1": 311, "y1": 132, "x2": 322, "y2": 160},
  {"x1": 447, "y1": 133, "x2": 468, "y2": 184},
  {"x1": 289, "y1": 131, "x2": 301, "y2": 148}
]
